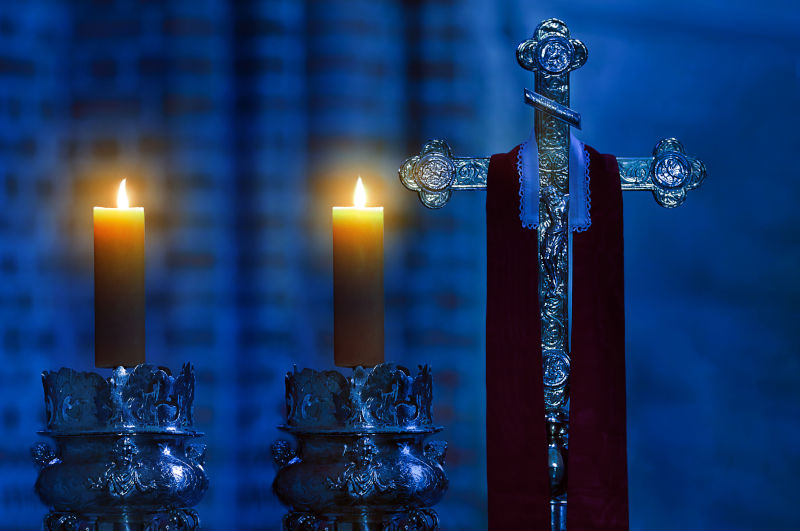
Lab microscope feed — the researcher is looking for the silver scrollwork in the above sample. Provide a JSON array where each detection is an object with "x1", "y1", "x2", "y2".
[{"x1": 542, "y1": 350, "x2": 570, "y2": 389}]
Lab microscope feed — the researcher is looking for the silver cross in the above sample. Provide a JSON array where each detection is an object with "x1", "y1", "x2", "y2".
[{"x1": 397, "y1": 18, "x2": 706, "y2": 531}]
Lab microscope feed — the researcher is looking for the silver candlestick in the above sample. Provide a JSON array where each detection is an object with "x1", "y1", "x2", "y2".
[
  {"x1": 31, "y1": 363, "x2": 208, "y2": 530},
  {"x1": 272, "y1": 363, "x2": 448, "y2": 530}
]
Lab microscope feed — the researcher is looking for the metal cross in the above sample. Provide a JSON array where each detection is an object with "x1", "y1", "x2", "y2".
[{"x1": 397, "y1": 18, "x2": 706, "y2": 531}]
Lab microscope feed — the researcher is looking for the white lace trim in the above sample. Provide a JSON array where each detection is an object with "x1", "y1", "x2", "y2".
[
  {"x1": 571, "y1": 144, "x2": 591, "y2": 233},
  {"x1": 515, "y1": 138, "x2": 592, "y2": 232},
  {"x1": 516, "y1": 142, "x2": 536, "y2": 229}
]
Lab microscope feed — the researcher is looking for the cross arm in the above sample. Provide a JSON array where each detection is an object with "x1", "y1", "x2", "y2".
[{"x1": 399, "y1": 137, "x2": 706, "y2": 209}]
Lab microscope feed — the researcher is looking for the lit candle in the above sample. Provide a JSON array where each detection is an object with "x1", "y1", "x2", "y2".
[
  {"x1": 332, "y1": 177, "x2": 384, "y2": 367},
  {"x1": 93, "y1": 179, "x2": 145, "y2": 368}
]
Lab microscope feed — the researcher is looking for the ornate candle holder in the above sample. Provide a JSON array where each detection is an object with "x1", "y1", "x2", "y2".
[
  {"x1": 31, "y1": 363, "x2": 208, "y2": 530},
  {"x1": 272, "y1": 363, "x2": 448, "y2": 530}
]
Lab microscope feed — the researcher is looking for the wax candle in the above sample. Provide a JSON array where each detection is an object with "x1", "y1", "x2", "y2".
[
  {"x1": 332, "y1": 177, "x2": 384, "y2": 367},
  {"x1": 93, "y1": 179, "x2": 145, "y2": 368}
]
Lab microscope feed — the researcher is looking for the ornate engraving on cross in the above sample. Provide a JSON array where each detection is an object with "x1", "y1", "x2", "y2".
[
  {"x1": 518, "y1": 23, "x2": 583, "y2": 514},
  {"x1": 398, "y1": 138, "x2": 705, "y2": 208},
  {"x1": 618, "y1": 138, "x2": 707, "y2": 207},
  {"x1": 399, "y1": 140, "x2": 490, "y2": 209}
]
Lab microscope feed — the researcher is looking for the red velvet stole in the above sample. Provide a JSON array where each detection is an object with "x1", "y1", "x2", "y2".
[
  {"x1": 486, "y1": 145, "x2": 549, "y2": 529},
  {"x1": 486, "y1": 145, "x2": 629, "y2": 530}
]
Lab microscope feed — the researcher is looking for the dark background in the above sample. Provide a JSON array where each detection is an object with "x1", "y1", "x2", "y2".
[{"x1": 0, "y1": 0, "x2": 798, "y2": 529}]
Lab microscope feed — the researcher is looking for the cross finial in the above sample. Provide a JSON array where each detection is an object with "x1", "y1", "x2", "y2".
[{"x1": 516, "y1": 19, "x2": 587, "y2": 75}]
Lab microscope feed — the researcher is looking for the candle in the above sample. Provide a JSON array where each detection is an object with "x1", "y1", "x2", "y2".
[
  {"x1": 332, "y1": 177, "x2": 384, "y2": 367},
  {"x1": 93, "y1": 179, "x2": 145, "y2": 368}
]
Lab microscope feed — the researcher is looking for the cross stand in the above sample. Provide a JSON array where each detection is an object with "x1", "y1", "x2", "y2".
[{"x1": 398, "y1": 18, "x2": 706, "y2": 531}]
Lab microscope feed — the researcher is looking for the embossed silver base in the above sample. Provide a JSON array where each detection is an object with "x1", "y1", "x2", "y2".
[
  {"x1": 282, "y1": 507, "x2": 439, "y2": 531},
  {"x1": 31, "y1": 364, "x2": 208, "y2": 531},
  {"x1": 272, "y1": 364, "x2": 448, "y2": 531},
  {"x1": 42, "y1": 508, "x2": 199, "y2": 531}
]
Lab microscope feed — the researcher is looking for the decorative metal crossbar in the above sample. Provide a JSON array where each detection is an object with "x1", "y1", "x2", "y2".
[
  {"x1": 398, "y1": 18, "x2": 706, "y2": 531},
  {"x1": 399, "y1": 137, "x2": 706, "y2": 210}
]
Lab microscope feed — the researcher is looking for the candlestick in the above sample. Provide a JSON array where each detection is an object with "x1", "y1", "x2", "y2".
[
  {"x1": 272, "y1": 363, "x2": 447, "y2": 529},
  {"x1": 93, "y1": 179, "x2": 145, "y2": 368},
  {"x1": 31, "y1": 363, "x2": 208, "y2": 530},
  {"x1": 332, "y1": 177, "x2": 384, "y2": 367}
]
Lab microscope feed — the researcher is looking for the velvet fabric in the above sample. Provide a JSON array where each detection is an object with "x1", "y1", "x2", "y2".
[
  {"x1": 486, "y1": 146, "x2": 551, "y2": 529},
  {"x1": 486, "y1": 145, "x2": 629, "y2": 530}
]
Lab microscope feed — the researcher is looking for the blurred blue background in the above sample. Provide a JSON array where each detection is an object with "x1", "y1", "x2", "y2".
[{"x1": 0, "y1": 0, "x2": 798, "y2": 529}]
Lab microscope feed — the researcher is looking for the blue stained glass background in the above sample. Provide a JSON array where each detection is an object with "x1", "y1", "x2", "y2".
[{"x1": 0, "y1": 1, "x2": 798, "y2": 529}]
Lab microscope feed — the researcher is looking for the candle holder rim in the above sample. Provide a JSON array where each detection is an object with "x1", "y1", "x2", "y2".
[
  {"x1": 41, "y1": 362, "x2": 193, "y2": 376},
  {"x1": 37, "y1": 429, "x2": 204, "y2": 438},
  {"x1": 277, "y1": 425, "x2": 443, "y2": 435},
  {"x1": 42, "y1": 362, "x2": 197, "y2": 433}
]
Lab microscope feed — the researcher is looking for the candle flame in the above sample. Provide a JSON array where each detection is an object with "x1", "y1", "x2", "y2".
[
  {"x1": 117, "y1": 179, "x2": 129, "y2": 209},
  {"x1": 354, "y1": 177, "x2": 366, "y2": 208}
]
